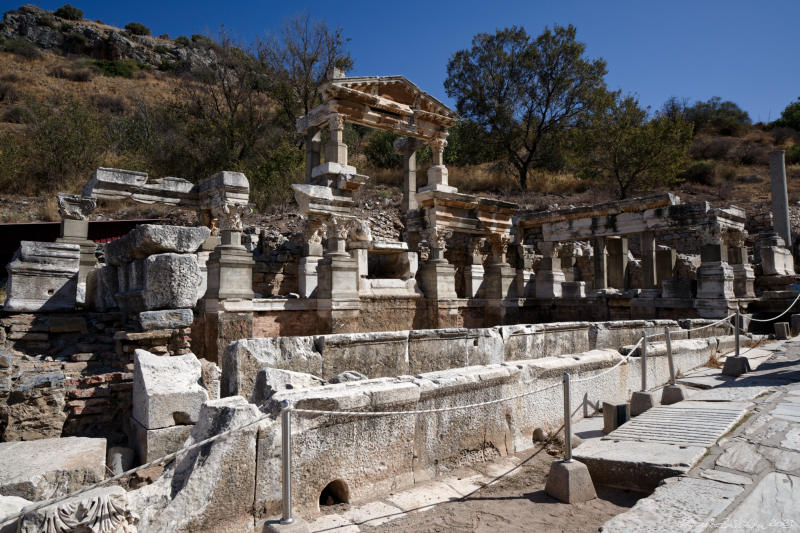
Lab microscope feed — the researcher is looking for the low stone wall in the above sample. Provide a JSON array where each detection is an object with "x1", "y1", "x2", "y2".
[
  {"x1": 252, "y1": 333, "x2": 746, "y2": 517},
  {"x1": 223, "y1": 318, "x2": 733, "y2": 402}
]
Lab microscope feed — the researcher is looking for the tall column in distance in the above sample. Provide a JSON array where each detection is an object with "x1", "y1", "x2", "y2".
[{"x1": 770, "y1": 150, "x2": 791, "y2": 247}]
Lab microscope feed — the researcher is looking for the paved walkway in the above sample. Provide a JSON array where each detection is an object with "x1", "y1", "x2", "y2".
[{"x1": 601, "y1": 339, "x2": 800, "y2": 532}]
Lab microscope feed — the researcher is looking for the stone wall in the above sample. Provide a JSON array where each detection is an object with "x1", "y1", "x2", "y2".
[
  {"x1": 223, "y1": 318, "x2": 732, "y2": 402},
  {"x1": 253, "y1": 333, "x2": 747, "y2": 517},
  {"x1": 0, "y1": 311, "x2": 193, "y2": 445}
]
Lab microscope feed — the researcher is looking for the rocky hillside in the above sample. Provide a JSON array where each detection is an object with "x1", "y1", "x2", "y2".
[{"x1": 0, "y1": 4, "x2": 217, "y2": 73}]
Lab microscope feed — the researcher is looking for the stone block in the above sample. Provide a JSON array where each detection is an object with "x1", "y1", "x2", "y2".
[
  {"x1": 630, "y1": 391, "x2": 656, "y2": 417},
  {"x1": 3, "y1": 372, "x2": 66, "y2": 441},
  {"x1": 18, "y1": 486, "x2": 136, "y2": 533},
  {"x1": 4, "y1": 242, "x2": 80, "y2": 312},
  {"x1": 129, "y1": 397, "x2": 262, "y2": 533},
  {"x1": 255, "y1": 367, "x2": 325, "y2": 401},
  {"x1": 562, "y1": 281, "x2": 587, "y2": 298},
  {"x1": 791, "y1": 314, "x2": 800, "y2": 337},
  {"x1": 104, "y1": 224, "x2": 211, "y2": 266},
  {"x1": 660, "y1": 384, "x2": 688, "y2": 405},
  {"x1": 722, "y1": 355, "x2": 751, "y2": 377},
  {"x1": 0, "y1": 437, "x2": 106, "y2": 501},
  {"x1": 661, "y1": 279, "x2": 692, "y2": 299},
  {"x1": 142, "y1": 253, "x2": 201, "y2": 310},
  {"x1": 139, "y1": 308, "x2": 194, "y2": 331},
  {"x1": 603, "y1": 402, "x2": 628, "y2": 434},
  {"x1": 544, "y1": 460, "x2": 597, "y2": 503},
  {"x1": 131, "y1": 417, "x2": 192, "y2": 463},
  {"x1": 133, "y1": 349, "x2": 208, "y2": 430},
  {"x1": 775, "y1": 322, "x2": 790, "y2": 339}
]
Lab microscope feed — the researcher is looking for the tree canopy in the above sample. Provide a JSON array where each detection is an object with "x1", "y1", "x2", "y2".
[
  {"x1": 572, "y1": 92, "x2": 693, "y2": 199},
  {"x1": 771, "y1": 97, "x2": 800, "y2": 131},
  {"x1": 444, "y1": 24, "x2": 607, "y2": 190}
]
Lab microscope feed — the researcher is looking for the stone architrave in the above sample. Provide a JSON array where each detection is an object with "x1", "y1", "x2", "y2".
[{"x1": 4, "y1": 242, "x2": 80, "y2": 312}]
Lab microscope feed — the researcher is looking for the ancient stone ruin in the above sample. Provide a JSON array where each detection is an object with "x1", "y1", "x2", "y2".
[{"x1": 0, "y1": 72, "x2": 798, "y2": 532}]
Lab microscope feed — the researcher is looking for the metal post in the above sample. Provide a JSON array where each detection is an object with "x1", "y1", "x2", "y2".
[
  {"x1": 735, "y1": 308, "x2": 741, "y2": 357},
  {"x1": 562, "y1": 372, "x2": 572, "y2": 462},
  {"x1": 665, "y1": 326, "x2": 675, "y2": 385},
  {"x1": 280, "y1": 400, "x2": 294, "y2": 525},
  {"x1": 641, "y1": 330, "x2": 648, "y2": 391}
]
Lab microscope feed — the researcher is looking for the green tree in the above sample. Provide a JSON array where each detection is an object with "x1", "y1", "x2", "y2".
[
  {"x1": 54, "y1": 4, "x2": 83, "y2": 20},
  {"x1": 572, "y1": 93, "x2": 693, "y2": 199},
  {"x1": 771, "y1": 98, "x2": 800, "y2": 131},
  {"x1": 684, "y1": 97, "x2": 750, "y2": 136},
  {"x1": 125, "y1": 22, "x2": 151, "y2": 36},
  {"x1": 444, "y1": 25, "x2": 606, "y2": 190},
  {"x1": 257, "y1": 14, "x2": 353, "y2": 137}
]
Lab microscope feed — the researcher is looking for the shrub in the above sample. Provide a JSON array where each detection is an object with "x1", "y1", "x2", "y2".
[
  {"x1": 734, "y1": 141, "x2": 769, "y2": 165},
  {"x1": 787, "y1": 145, "x2": 800, "y2": 165},
  {"x1": 125, "y1": 22, "x2": 151, "y2": 36},
  {"x1": 688, "y1": 135, "x2": 737, "y2": 160},
  {"x1": 0, "y1": 82, "x2": 19, "y2": 103},
  {"x1": 157, "y1": 34, "x2": 170, "y2": 40},
  {"x1": 174, "y1": 35, "x2": 191, "y2": 47},
  {"x1": 2, "y1": 105, "x2": 33, "y2": 124},
  {"x1": 92, "y1": 59, "x2": 140, "y2": 78},
  {"x1": 54, "y1": 4, "x2": 83, "y2": 21},
  {"x1": 3, "y1": 38, "x2": 42, "y2": 60},
  {"x1": 154, "y1": 44, "x2": 170, "y2": 55},
  {"x1": 35, "y1": 13, "x2": 58, "y2": 28},
  {"x1": 191, "y1": 34, "x2": 217, "y2": 49},
  {"x1": 48, "y1": 66, "x2": 92, "y2": 82},
  {"x1": 679, "y1": 160, "x2": 717, "y2": 186},
  {"x1": 63, "y1": 31, "x2": 89, "y2": 53},
  {"x1": 92, "y1": 94, "x2": 127, "y2": 114},
  {"x1": 0, "y1": 73, "x2": 20, "y2": 83},
  {"x1": 364, "y1": 130, "x2": 401, "y2": 169},
  {"x1": 772, "y1": 127, "x2": 798, "y2": 146}
]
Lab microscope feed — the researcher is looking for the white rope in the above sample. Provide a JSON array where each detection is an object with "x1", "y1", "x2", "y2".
[{"x1": 748, "y1": 291, "x2": 800, "y2": 322}]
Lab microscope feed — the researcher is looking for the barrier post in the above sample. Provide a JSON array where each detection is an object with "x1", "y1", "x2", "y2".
[
  {"x1": 563, "y1": 372, "x2": 572, "y2": 462},
  {"x1": 641, "y1": 329, "x2": 648, "y2": 391},
  {"x1": 280, "y1": 400, "x2": 294, "y2": 525},
  {"x1": 665, "y1": 326, "x2": 675, "y2": 385}
]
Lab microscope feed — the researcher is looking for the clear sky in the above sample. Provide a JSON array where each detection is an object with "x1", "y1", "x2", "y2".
[{"x1": 5, "y1": 0, "x2": 799, "y2": 123}]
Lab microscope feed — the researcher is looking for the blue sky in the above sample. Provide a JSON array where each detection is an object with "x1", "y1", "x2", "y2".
[{"x1": 5, "y1": 0, "x2": 798, "y2": 123}]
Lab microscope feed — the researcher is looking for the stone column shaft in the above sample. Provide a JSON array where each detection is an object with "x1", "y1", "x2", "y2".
[
  {"x1": 403, "y1": 151, "x2": 417, "y2": 212},
  {"x1": 304, "y1": 128, "x2": 322, "y2": 183},
  {"x1": 607, "y1": 237, "x2": 629, "y2": 289},
  {"x1": 770, "y1": 150, "x2": 791, "y2": 247},
  {"x1": 593, "y1": 237, "x2": 607, "y2": 289}
]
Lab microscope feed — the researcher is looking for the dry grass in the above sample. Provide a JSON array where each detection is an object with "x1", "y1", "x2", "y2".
[{"x1": 37, "y1": 196, "x2": 60, "y2": 222}]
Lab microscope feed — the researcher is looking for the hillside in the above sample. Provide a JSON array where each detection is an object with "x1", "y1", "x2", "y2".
[{"x1": 0, "y1": 3, "x2": 799, "y2": 237}]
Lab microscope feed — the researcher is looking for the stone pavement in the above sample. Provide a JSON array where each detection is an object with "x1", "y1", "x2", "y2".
[{"x1": 601, "y1": 338, "x2": 800, "y2": 532}]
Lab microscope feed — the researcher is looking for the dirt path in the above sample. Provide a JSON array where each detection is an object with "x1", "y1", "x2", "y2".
[{"x1": 353, "y1": 444, "x2": 643, "y2": 533}]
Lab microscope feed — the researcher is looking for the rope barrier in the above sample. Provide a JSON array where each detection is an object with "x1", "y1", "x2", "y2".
[{"x1": 748, "y1": 291, "x2": 800, "y2": 323}]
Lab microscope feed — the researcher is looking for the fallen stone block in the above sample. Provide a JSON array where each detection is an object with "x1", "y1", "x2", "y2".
[
  {"x1": 105, "y1": 224, "x2": 211, "y2": 266},
  {"x1": 131, "y1": 417, "x2": 192, "y2": 463},
  {"x1": 18, "y1": 486, "x2": 137, "y2": 533},
  {"x1": 139, "y1": 308, "x2": 194, "y2": 331},
  {"x1": 142, "y1": 253, "x2": 201, "y2": 310},
  {"x1": 130, "y1": 396, "x2": 264, "y2": 533},
  {"x1": 133, "y1": 349, "x2": 208, "y2": 430},
  {"x1": 0, "y1": 437, "x2": 106, "y2": 501}
]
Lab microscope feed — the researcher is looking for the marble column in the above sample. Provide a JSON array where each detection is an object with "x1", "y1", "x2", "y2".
[
  {"x1": 298, "y1": 216, "x2": 326, "y2": 298},
  {"x1": 593, "y1": 236, "x2": 607, "y2": 289},
  {"x1": 641, "y1": 231, "x2": 657, "y2": 289},
  {"x1": 316, "y1": 216, "x2": 360, "y2": 333},
  {"x1": 394, "y1": 137, "x2": 422, "y2": 212},
  {"x1": 535, "y1": 242, "x2": 565, "y2": 298},
  {"x1": 770, "y1": 150, "x2": 791, "y2": 247},
  {"x1": 607, "y1": 237, "x2": 629, "y2": 289},
  {"x1": 419, "y1": 135, "x2": 456, "y2": 193},
  {"x1": 205, "y1": 203, "x2": 255, "y2": 301},
  {"x1": 417, "y1": 225, "x2": 457, "y2": 300},
  {"x1": 325, "y1": 114, "x2": 348, "y2": 166},
  {"x1": 464, "y1": 237, "x2": 486, "y2": 298}
]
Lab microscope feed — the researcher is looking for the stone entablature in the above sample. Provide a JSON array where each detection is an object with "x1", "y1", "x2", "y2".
[{"x1": 296, "y1": 75, "x2": 459, "y2": 143}]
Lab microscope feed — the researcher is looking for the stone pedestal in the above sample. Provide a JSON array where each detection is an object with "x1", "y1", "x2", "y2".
[
  {"x1": 418, "y1": 260, "x2": 457, "y2": 300},
  {"x1": 660, "y1": 384, "x2": 687, "y2": 405},
  {"x1": 696, "y1": 244, "x2": 735, "y2": 303},
  {"x1": 758, "y1": 232, "x2": 795, "y2": 276},
  {"x1": 206, "y1": 231, "x2": 255, "y2": 301},
  {"x1": 4, "y1": 242, "x2": 80, "y2": 311},
  {"x1": 731, "y1": 264, "x2": 756, "y2": 298},
  {"x1": 630, "y1": 391, "x2": 656, "y2": 417},
  {"x1": 317, "y1": 253, "x2": 359, "y2": 301},
  {"x1": 485, "y1": 263, "x2": 516, "y2": 300},
  {"x1": 418, "y1": 137, "x2": 457, "y2": 193},
  {"x1": 603, "y1": 402, "x2": 628, "y2": 434},
  {"x1": 535, "y1": 257, "x2": 565, "y2": 298},
  {"x1": 562, "y1": 281, "x2": 587, "y2": 298},
  {"x1": 722, "y1": 356, "x2": 751, "y2": 377},
  {"x1": 545, "y1": 460, "x2": 597, "y2": 503},
  {"x1": 298, "y1": 256, "x2": 321, "y2": 298}
]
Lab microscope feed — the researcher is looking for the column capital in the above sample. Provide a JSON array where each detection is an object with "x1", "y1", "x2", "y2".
[
  {"x1": 57, "y1": 193, "x2": 96, "y2": 221},
  {"x1": 328, "y1": 113, "x2": 345, "y2": 131},
  {"x1": 212, "y1": 202, "x2": 253, "y2": 232}
]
